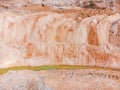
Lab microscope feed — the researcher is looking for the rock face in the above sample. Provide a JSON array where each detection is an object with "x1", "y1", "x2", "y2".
[
  {"x1": 0, "y1": 0, "x2": 120, "y2": 90},
  {"x1": 0, "y1": 0, "x2": 120, "y2": 68},
  {"x1": 0, "y1": 69, "x2": 120, "y2": 90}
]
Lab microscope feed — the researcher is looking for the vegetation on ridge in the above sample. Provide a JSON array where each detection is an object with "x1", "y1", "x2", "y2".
[{"x1": 0, "y1": 65, "x2": 119, "y2": 74}]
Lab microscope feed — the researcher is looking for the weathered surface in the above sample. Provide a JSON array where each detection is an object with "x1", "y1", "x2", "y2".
[
  {"x1": 0, "y1": 12, "x2": 120, "y2": 68},
  {"x1": 0, "y1": 0, "x2": 120, "y2": 90},
  {"x1": 0, "y1": 0, "x2": 118, "y2": 9},
  {"x1": 0, "y1": 69, "x2": 120, "y2": 90},
  {"x1": 0, "y1": 0, "x2": 119, "y2": 69}
]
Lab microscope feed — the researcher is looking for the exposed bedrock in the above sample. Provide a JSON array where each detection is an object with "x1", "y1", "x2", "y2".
[
  {"x1": 0, "y1": 70, "x2": 120, "y2": 90},
  {"x1": 0, "y1": 12, "x2": 120, "y2": 68}
]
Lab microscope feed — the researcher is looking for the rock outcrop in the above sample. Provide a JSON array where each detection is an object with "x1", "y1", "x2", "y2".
[
  {"x1": 0, "y1": 69, "x2": 119, "y2": 90},
  {"x1": 0, "y1": 0, "x2": 120, "y2": 90},
  {"x1": 0, "y1": 0, "x2": 119, "y2": 68}
]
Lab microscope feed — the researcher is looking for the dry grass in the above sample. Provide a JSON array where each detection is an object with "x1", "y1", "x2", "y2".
[{"x1": 0, "y1": 65, "x2": 119, "y2": 74}]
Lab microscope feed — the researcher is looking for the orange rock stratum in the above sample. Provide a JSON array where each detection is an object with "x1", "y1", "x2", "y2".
[{"x1": 0, "y1": 0, "x2": 119, "y2": 69}]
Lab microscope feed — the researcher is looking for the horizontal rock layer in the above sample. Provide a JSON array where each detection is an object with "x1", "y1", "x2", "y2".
[
  {"x1": 0, "y1": 69, "x2": 120, "y2": 90},
  {"x1": 0, "y1": 0, "x2": 119, "y2": 12},
  {"x1": 0, "y1": 11, "x2": 120, "y2": 68}
]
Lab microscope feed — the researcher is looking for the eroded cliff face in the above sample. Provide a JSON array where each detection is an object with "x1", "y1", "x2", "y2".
[
  {"x1": 0, "y1": 12, "x2": 120, "y2": 68},
  {"x1": 0, "y1": 0, "x2": 120, "y2": 68},
  {"x1": 0, "y1": 0, "x2": 120, "y2": 90}
]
